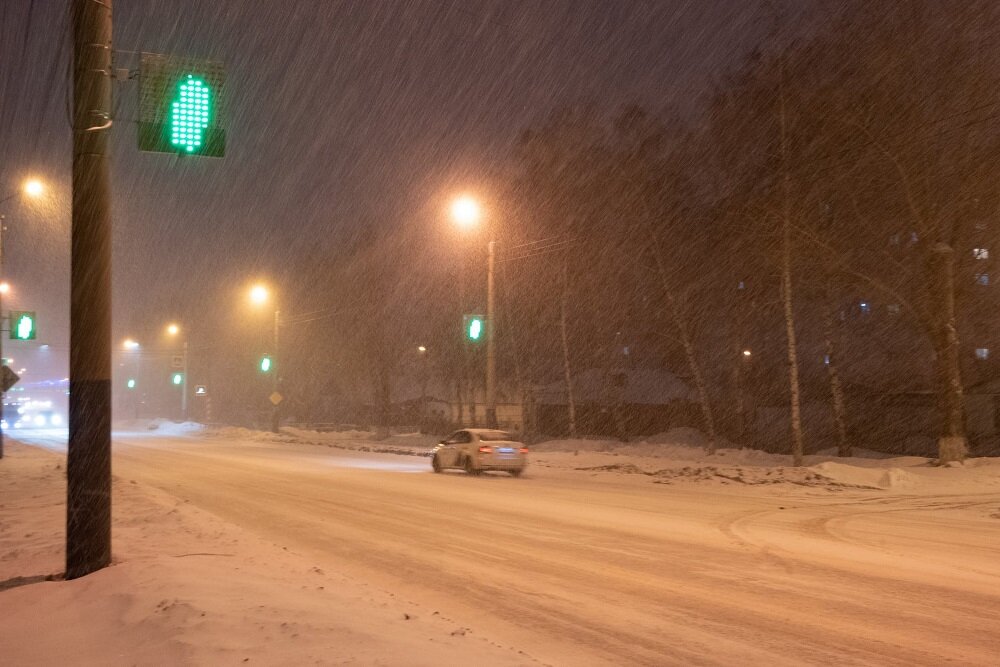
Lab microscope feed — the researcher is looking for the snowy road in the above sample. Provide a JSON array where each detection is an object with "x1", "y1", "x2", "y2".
[{"x1": 15, "y1": 430, "x2": 1000, "y2": 665}]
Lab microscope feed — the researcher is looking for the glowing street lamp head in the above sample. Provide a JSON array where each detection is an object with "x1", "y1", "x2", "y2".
[
  {"x1": 0, "y1": 282, "x2": 9, "y2": 295},
  {"x1": 742, "y1": 349, "x2": 752, "y2": 358},
  {"x1": 23, "y1": 179, "x2": 44, "y2": 198},
  {"x1": 417, "y1": 345, "x2": 427, "y2": 353},
  {"x1": 123, "y1": 338, "x2": 140, "y2": 350},
  {"x1": 249, "y1": 284, "x2": 269, "y2": 305},
  {"x1": 166, "y1": 323, "x2": 180, "y2": 336},
  {"x1": 451, "y1": 196, "x2": 481, "y2": 229}
]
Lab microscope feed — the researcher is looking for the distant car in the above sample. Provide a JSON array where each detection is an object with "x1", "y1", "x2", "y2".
[
  {"x1": 431, "y1": 428, "x2": 528, "y2": 477},
  {"x1": 12, "y1": 409, "x2": 63, "y2": 429}
]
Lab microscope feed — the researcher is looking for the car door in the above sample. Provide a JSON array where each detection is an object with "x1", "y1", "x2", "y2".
[
  {"x1": 455, "y1": 430, "x2": 475, "y2": 461},
  {"x1": 438, "y1": 430, "x2": 465, "y2": 467}
]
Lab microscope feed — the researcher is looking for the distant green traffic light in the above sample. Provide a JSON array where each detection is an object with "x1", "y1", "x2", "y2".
[
  {"x1": 10, "y1": 311, "x2": 36, "y2": 340},
  {"x1": 127, "y1": 378, "x2": 136, "y2": 389},
  {"x1": 260, "y1": 355, "x2": 272, "y2": 373},
  {"x1": 464, "y1": 314, "x2": 484, "y2": 342},
  {"x1": 172, "y1": 372, "x2": 183, "y2": 386}
]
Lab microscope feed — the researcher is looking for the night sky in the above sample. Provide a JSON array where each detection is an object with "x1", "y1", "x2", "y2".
[{"x1": 1, "y1": 0, "x2": 803, "y2": 382}]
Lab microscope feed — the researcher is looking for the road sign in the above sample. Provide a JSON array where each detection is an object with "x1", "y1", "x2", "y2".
[
  {"x1": 194, "y1": 385, "x2": 207, "y2": 396},
  {"x1": 1, "y1": 365, "x2": 20, "y2": 392},
  {"x1": 171, "y1": 355, "x2": 184, "y2": 369},
  {"x1": 269, "y1": 391, "x2": 283, "y2": 406}
]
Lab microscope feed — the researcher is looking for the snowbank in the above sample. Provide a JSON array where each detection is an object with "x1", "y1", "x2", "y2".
[{"x1": 114, "y1": 418, "x2": 205, "y2": 435}]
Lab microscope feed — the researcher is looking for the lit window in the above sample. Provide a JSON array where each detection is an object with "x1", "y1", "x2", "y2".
[
  {"x1": 975, "y1": 348, "x2": 990, "y2": 360},
  {"x1": 974, "y1": 248, "x2": 989, "y2": 260},
  {"x1": 977, "y1": 273, "x2": 990, "y2": 286}
]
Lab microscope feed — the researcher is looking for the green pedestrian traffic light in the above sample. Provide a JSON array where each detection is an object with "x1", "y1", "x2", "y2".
[
  {"x1": 463, "y1": 314, "x2": 484, "y2": 342},
  {"x1": 138, "y1": 54, "x2": 226, "y2": 157},
  {"x1": 172, "y1": 372, "x2": 184, "y2": 386},
  {"x1": 127, "y1": 378, "x2": 136, "y2": 389},
  {"x1": 260, "y1": 355, "x2": 272, "y2": 373},
  {"x1": 10, "y1": 311, "x2": 36, "y2": 340},
  {"x1": 170, "y1": 75, "x2": 212, "y2": 153}
]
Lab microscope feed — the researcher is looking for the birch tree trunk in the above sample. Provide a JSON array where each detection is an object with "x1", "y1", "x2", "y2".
[
  {"x1": 779, "y1": 77, "x2": 805, "y2": 467},
  {"x1": 647, "y1": 233, "x2": 717, "y2": 454},
  {"x1": 931, "y1": 243, "x2": 968, "y2": 463},
  {"x1": 823, "y1": 306, "x2": 850, "y2": 457},
  {"x1": 560, "y1": 255, "x2": 577, "y2": 438}
]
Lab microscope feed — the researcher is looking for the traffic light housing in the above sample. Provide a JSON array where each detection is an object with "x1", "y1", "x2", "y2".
[
  {"x1": 171, "y1": 372, "x2": 184, "y2": 386},
  {"x1": 10, "y1": 311, "x2": 36, "y2": 340},
  {"x1": 463, "y1": 314, "x2": 484, "y2": 342},
  {"x1": 139, "y1": 54, "x2": 226, "y2": 157},
  {"x1": 260, "y1": 355, "x2": 272, "y2": 373}
]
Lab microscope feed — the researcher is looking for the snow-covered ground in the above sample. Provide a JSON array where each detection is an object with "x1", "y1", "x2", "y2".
[{"x1": 2, "y1": 424, "x2": 1000, "y2": 665}]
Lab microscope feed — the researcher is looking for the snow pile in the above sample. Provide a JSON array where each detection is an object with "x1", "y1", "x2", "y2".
[
  {"x1": 529, "y1": 427, "x2": 1000, "y2": 492},
  {"x1": 812, "y1": 461, "x2": 919, "y2": 490},
  {"x1": 201, "y1": 425, "x2": 438, "y2": 456},
  {"x1": 114, "y1": 418, "x2": 205, "y2": 435},
  {"x1": 202, "y1": 425, "x2": 300, "y2": 443}
]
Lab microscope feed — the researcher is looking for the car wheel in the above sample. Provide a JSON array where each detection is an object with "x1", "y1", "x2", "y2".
[
  {"x1": 431, "y1": 454, "x2": 442, "y2": 473},
  {"x1": 463, "y1": 456, "x2": 479, "y2": 476},
  {"x1": 509, "y1": 468, "x2": 522, "y2": 478}
]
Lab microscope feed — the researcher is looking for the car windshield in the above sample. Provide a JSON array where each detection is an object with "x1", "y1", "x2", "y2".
[{"x1": 477, "y1": 430, "x2": 515, "y2": 442}]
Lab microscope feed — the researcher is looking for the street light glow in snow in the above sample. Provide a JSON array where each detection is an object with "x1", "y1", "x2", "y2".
[{"x1": 451, "y1": 196, "x2": 481, "y2": 229}]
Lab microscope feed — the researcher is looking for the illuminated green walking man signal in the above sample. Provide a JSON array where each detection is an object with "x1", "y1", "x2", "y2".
[
  {"x1": 10, "y1": 311, "x2": 36, "y2": 340},
  {"x1": 137, "y1": 54, "x2": 226, "y2": 157},
  {"x1": 170, "y1": 76, "x2": 212, "y2": 153}
]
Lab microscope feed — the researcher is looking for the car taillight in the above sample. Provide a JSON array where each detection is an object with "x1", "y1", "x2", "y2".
[
  {"x1": 519, "y1": 447, "x2": 529, "y2": 454},
  {"x1": 478, "y1": 445, "x2": 493, "y2": 453}
]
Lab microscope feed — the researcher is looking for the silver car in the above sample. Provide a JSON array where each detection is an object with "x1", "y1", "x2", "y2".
[{"x1": 431, "y1": 428, "x2": 528, "y2": 477}]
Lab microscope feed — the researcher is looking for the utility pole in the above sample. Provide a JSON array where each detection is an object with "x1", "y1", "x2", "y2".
[
  {"x1": 67, "y1": 0, "x2": 113, "y2": 580},
  {"x1": 485, "y1": 239, "x2": 497, "y2": 428}
]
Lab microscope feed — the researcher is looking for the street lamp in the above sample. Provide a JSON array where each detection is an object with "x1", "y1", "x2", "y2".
[
  {"x1": 248, "y1": 283, "x2": 280, "y2": 433},
  {"x1": 165, "y1": 323, "x2": 188, "y2": 420},
  {"x1": 0, "y1": 177, "x2": 45, "y2": 459},
  {"x1": 417, "y1": 345, "x2": 429, "y2": 432},
  {"x1": 23, "y1": 179, "x2": 44, "y2": 198},
  {"x1": 451, "y1": 195, "x2": 498, "y2": 429}
]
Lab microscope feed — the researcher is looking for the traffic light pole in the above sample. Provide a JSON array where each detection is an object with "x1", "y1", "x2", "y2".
[
  {"x1": 67, "y1": 0, "x2": 113, "y2": 580},
  {"x1": 181, "y1": 340, "x2": 188, "y2": 420},
  {"x1": 486, "y1": 239, "x2": 497, "y2": 429}
]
